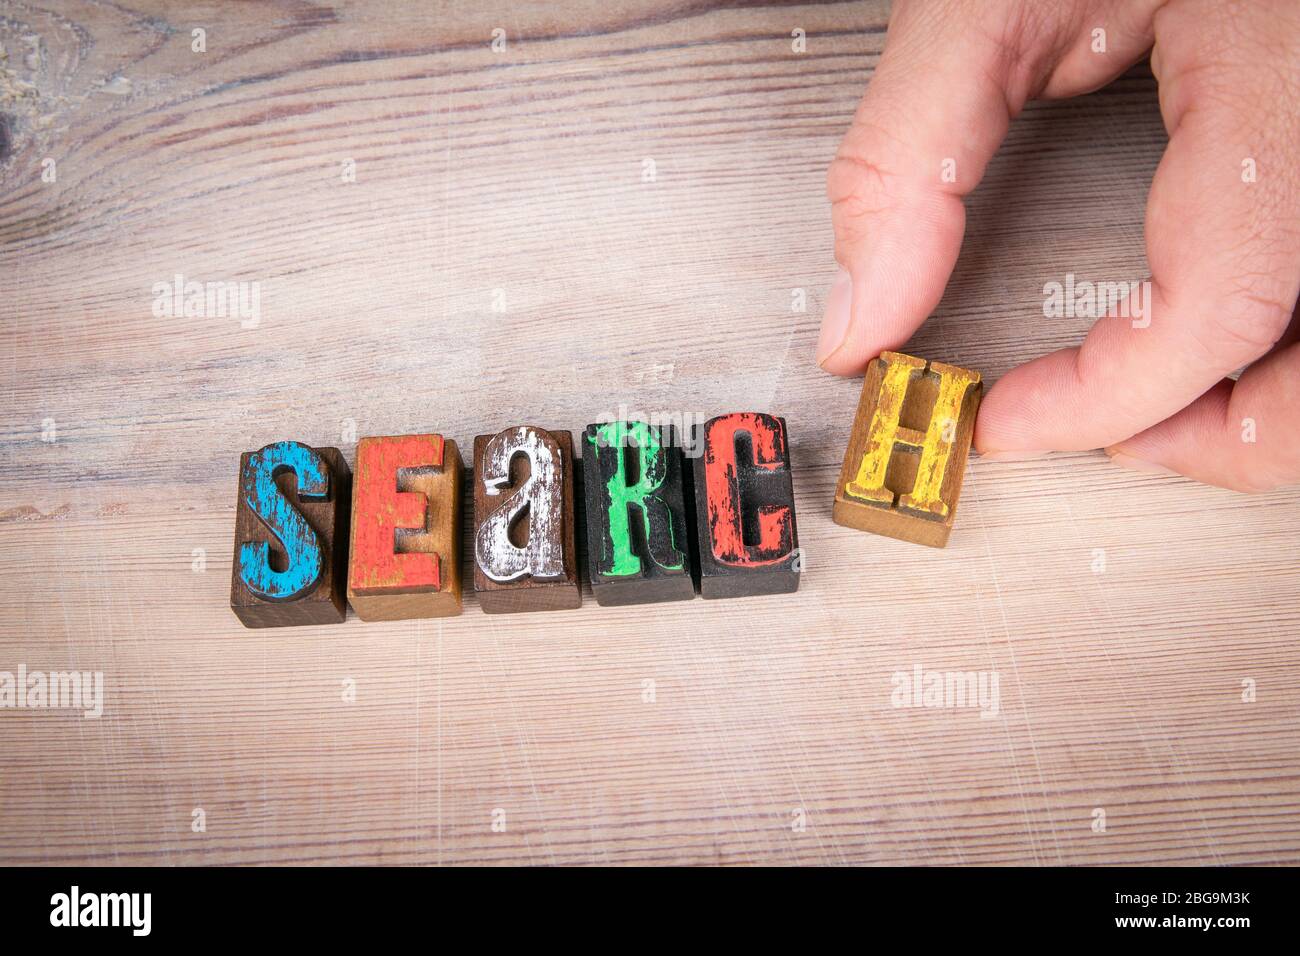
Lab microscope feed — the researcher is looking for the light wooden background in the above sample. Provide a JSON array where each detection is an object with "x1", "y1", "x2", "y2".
[{"x1": 2, "y1": 0, "x2": 1297, "y2": 867}]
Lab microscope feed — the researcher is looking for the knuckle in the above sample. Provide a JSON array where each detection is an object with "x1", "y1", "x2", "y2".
[
  {"x1": 1154, "y1": 0, "x2": 1300, "y2": 129},
  {"x1": 1213, "y1": 284, "x2": 1294, "y2": 355},
  {"x1": 826, "y1": 153, "x2": 898, "y2": 244},
  {"x1": 826, "y1": 154, "x2": 889, "y2": 213},
  {"x1": 826, "y1": 114, "x2": 905, "y2": 206},
  {"x1": 1178, "y1": 270, "x2": 1296, "y2": 365}
]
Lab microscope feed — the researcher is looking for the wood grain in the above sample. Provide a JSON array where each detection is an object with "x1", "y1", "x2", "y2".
[{"x1": 1, "y1": 0, "x2": 1298, "y2": 865}]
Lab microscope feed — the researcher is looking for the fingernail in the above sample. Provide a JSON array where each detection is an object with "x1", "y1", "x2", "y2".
[
  {"x1": 1105, "y1": 451, "x2": 1177, "y2": 478},
  {"x1": 816, "y1": 268, "x2": 853, "y2": 367},
  {"x1": 978, "y1": 450, "x2": 1050, "y2": 462}
]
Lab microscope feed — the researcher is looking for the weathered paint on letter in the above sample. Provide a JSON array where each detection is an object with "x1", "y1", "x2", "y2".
[
  {"x1": 475, "y1": 427, "x2": 564, "y2": 583},
  {"x1": 238, "y1": 440, "x2": 330, "y2": 600}
]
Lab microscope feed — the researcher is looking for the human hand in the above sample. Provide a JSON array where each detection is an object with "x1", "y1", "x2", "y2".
[{"x1": 816, "y1": 0, "x2": 1300, "y2": 492}]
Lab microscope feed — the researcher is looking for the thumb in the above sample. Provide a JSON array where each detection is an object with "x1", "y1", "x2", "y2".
[{"x1": 817, "y1": 0, "x2": 1143, "y2": 373}]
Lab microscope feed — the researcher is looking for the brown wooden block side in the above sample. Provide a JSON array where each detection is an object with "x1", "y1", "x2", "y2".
[
  {"x1": 230, "y1": 444, "x2": 350, "y2": 628},
  {"x1": 833, "y1": 352, "x2": 982, "y2": 548},
  {"x1": 348, "y1": 435, "x2": 464, "y2": 622},
  {"x1": 472, "y1": 427, "x2": 581, "y2": 614}
]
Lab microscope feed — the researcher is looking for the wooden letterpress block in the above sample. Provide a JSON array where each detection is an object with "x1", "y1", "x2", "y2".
[
  {"x1": 472, "y1": 425, "x2": 582, "y2": 613},
  {"x1": 833, "y1": 351, "x2": 982, "y2": 548},
  {"x1": 691, "y1": 412, "x2": 800, "y2": 599},
  {"x1": 347, "y1": 434, "x2": 464, "y2": 621},
  {"x1": 231, "y1": 441, "x2": 351, "y2": 628},
  {"x1": 582, "y1": 421, "x2": 695, "y2": 606}
]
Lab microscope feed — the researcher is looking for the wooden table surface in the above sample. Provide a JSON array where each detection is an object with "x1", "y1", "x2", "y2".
[{"x1": 2, "y1": 0, "x2": 1298, "y2": 867}]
